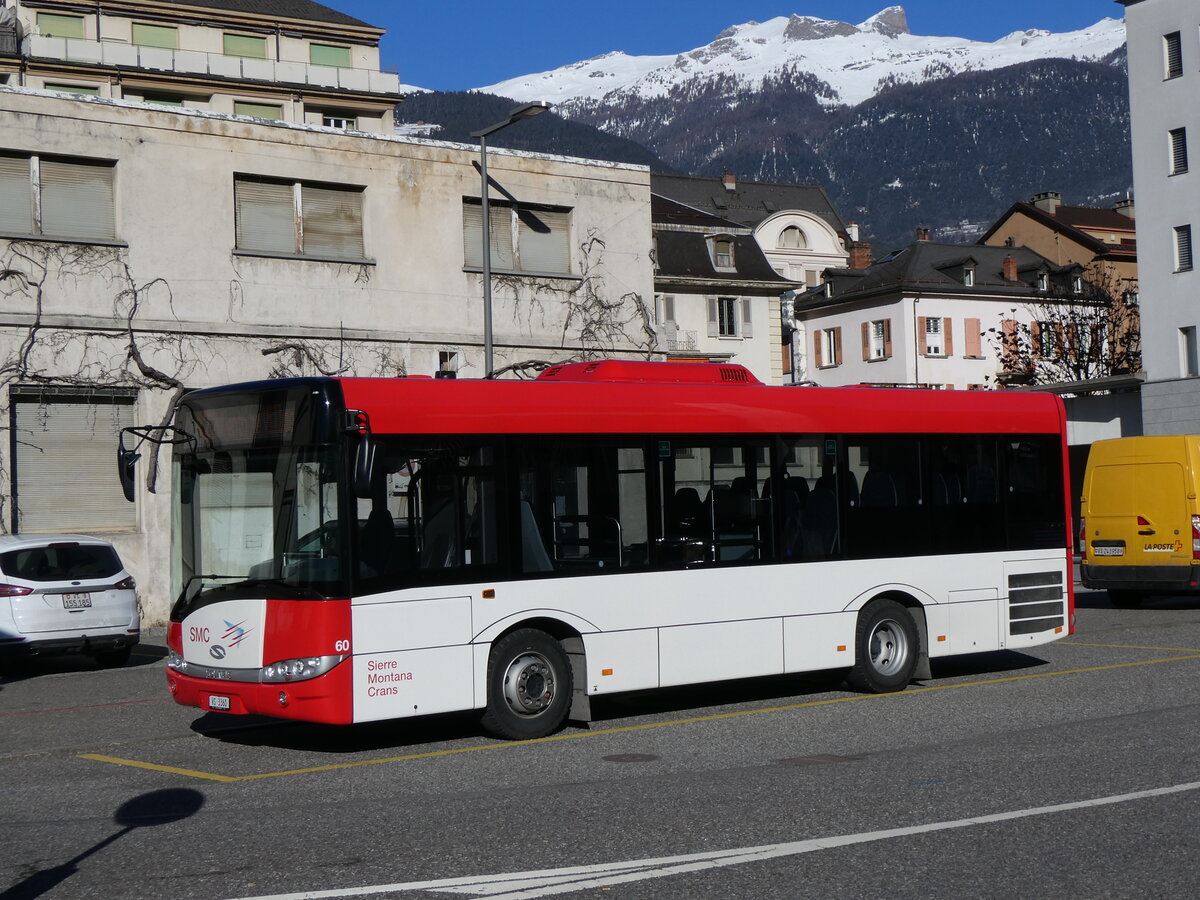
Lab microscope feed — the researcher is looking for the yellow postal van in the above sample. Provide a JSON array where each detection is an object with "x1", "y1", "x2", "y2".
[{"x1": 1080, "y1": 435, "x2": 1200, "y2": 606}]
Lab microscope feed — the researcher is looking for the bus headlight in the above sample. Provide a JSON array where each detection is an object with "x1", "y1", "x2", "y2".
[{"x1": 261, "y1": 655, "x2": 346, "y2": 683}]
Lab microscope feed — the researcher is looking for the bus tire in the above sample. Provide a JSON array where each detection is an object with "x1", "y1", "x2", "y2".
[
  {"x1": 846, "y1": 599, "x2": 918, "y2": 694},
  {"x1": 1108, "y1": 590, "x2": 1144, "y2": 609},
  {"x1": 481, "y1": 628, "x2": 573, "y2": 740}
]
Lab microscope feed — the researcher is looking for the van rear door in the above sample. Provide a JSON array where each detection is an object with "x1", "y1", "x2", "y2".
[{"x1": 1089, "y1": 461, "x2": 1189, "y2": 566}]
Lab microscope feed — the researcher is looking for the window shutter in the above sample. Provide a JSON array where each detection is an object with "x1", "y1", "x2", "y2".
[
  {"x1": 1165, "y1": 32, "x2": 1183, "y2": 78},
  {"x1": 14, "y1": 397, "x2": 136, "y2": 531},
  {"x1": 310, "y1": 44, "x2": 351, "y2": 67},
  {"x1": 707, "y1": 297, "x2": 718, "y2": 338},
  {"x1": 917, "y1": 316, "x2": 928, "y2": 354},
  {"x1": 663, "y1": 295, "x2": 675, "y2": 323},
  {"x1": 1030, "y1": 320, "x2": 1043, "y2": 358},
  {"x1": 861, "y1": 321, "x2": 870, "y2": 361},
  {"x1": 813, "y1": 331, "x2": 824, "y2": 368},
  {"x1": 965, "y1": 318, "x2": 981, "y2": 357},
  {"x1": 0, "y1": 155, "x2": 33, "y2": 235},
  {"x1": 301, "y1": 185, "x2": 363, "y2": 259},
  {"x1": 517, "y1": 207, "x2": 569, "y2": 274},
  {"x1": 462, "y1": 202, "x2": 515, "y2": 270},
  {"x1": 40, "y1": 159, "x2": 115, "y2": 241},
  {"x1": 236, "y1": 179, "x2": 295, "y2": 253},
  {"x1": 1171, "y1": 128, "x2": 1189, "y2": 174},
  {"x1": 132, "y1": 23, "x2": 178, "y2": 49},
  {"x1": 1177, "y1": 225, "x2": 1194, "y2": 271},
  {"x1": 942, "y1": 318, "x2": 953, "y2": 356},
  {"x1": 833, "y1": 327, "x2": 843, "y2": 365},
  {"x1": 740, "y1": 298, "x2": 753, "y2": 338},
  {"x1": 883, "y1": 319, "x2": 893, "y2": 358}
]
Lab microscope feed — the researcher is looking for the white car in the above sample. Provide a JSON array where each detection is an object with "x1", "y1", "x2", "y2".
[{"x1": 0, "y1": 534, "x2": 140, "y2": 667}]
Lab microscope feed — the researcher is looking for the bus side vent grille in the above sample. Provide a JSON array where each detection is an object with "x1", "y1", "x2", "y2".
[
  {"x1": 1008, "y1": 571, "x2": 1065, "y2": 635},
  {"x1": 719, "y1": 366, "x2": 750, "y2": 383}
]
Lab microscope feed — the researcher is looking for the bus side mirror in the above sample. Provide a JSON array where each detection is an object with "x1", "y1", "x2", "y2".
[
  {"x1": 118, "y1": 436, "x2": 139, "y2": 503},
  {"x1": 353, "y1": 436, "x2": 377, "y2": 500}
]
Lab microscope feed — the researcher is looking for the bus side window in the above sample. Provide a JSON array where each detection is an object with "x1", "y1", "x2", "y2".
[{"x1": 781, "y1": 437, "x2": 839, "y2": 560}]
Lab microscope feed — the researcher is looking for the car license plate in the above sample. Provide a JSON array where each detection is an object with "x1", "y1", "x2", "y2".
[
  {"x1": 62, "y1": 593, "x2": 92, "y2": 609},
  {"x1": 208, "y1": 695, "x2": 231, "y2": 711},
  {"x1": 1092, "y1": 546, "x2": 1124, "y2": 557}
]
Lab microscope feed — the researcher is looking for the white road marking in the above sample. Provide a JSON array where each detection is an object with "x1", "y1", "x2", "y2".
[{"x1": 231, "y1": 780, "x2": 1200, "y2": 900}]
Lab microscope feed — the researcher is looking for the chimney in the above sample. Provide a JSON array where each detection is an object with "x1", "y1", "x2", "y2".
[
  {"x1": 1114, "y1": 197, "x2": 1135, "y2": 219},
  {"x1": 916, "y1": 226, "x2": 930, "y2": 241},
  {"x1": 1002, "y1": 255, "x2": 1018, "y2": 281},
  {"x1": 721, "y1": 171, "x2": 737, "y2": 192},
  {"x1": 846, "y1": 221, "x2": 860, "y2": 242},
  {"x1": 848, "y1": 241, "x2": 873, "y2": 269},
  {"x1": 1031, "y1": 191, "x2": 1062, "y2": 215}
]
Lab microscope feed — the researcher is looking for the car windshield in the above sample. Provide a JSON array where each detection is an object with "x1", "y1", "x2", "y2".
[
  {"x1": 0, "y1": 543, "x2": 122, "y2": 582},
  {"x1": 174, "y1": 443, "x2": 347, "y2": 607}
]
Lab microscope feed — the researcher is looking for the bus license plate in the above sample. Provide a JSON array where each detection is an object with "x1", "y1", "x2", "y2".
[
  {"x1": 1092, "y1": 546, "x2": 1124, "y2": 557},
  {"x1": 208, "y1": 695, "x2": 231, "y2": 711},
  {"x1": 62, "y1": 593, "x2": 92, "y2": 609}
]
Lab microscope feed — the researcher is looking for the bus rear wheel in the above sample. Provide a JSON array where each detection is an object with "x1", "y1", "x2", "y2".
[
  {"x1": 846, "y1": 599, "x2": 918, "y2": 694},
  {"x1": 481, "y1": 628, "x2": 573, "y2": 740}
]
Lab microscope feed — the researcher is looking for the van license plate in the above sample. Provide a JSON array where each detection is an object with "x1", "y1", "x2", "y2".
[
  {"x1": 62, "y1": 593, "x2": 92, "y2": 609},
  {"x1": 208, "y1": 695, "x2": 231, "y2": 711},
  {"x1": 1093, "y1": 546, "x2": 1124, "y2": 557}
]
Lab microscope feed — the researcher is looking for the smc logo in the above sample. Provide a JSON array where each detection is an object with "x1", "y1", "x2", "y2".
[{"x1": 190, "y1": 626, "x2": 211, "y2": 643}]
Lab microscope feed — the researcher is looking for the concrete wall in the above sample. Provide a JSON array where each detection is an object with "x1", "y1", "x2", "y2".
[{"x1": 0, "y1": 88, "x2": 654, "y2": 624}]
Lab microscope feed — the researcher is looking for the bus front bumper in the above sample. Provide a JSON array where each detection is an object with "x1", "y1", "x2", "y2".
[{"x1": 165, "y1": 661, "x2": 353, "y2": 724}]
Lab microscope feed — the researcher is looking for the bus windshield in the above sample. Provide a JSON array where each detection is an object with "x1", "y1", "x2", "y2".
[{"x1": 170, "y1": 382, "x2": 347, "y2": 611}]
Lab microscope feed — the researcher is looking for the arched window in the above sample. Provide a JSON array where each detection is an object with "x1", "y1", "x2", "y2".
[{"x1": 778, "y1": 226, "x2": 808, "y2": 250}]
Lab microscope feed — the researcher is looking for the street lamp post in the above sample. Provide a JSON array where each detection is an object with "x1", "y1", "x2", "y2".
[{"x1": 471, "y1": 101, "x2": 552, "y2": 378}]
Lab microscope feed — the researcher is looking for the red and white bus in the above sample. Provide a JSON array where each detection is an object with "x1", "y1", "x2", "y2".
[{"x1": 132, "y1": 361, "x2": 1073, "y2": 739}]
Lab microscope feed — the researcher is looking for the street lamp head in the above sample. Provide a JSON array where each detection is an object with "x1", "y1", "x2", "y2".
[{"x1": 471, "y1": 100, "x2": 554, "y2": 138}]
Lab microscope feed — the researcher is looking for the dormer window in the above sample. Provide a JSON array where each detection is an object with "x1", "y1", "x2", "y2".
[
  {"x1": 1072, "y1": 274, "x2": 1083, "y2": 295},
  {"x1": 1037, "y1": 272, "x2": 1049, "y2": 292},
  {"x1": 710, "y1": 237, "x2": 735, "y2": 270},
  {"x1": 778, "y1": 226, "x2": 808, "y2": 250},
  {"x1": 963, "y1": 266, "x2": 975, "y2": 287}
]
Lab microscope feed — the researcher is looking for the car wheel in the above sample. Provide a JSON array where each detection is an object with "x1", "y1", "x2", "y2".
[
  {"x1": 480, "y1": 629, "x2": 572, "y2": 740},
  {"x1": 846, "y1": 599, "x2": 919, "y2": 693},
  {"x1": 93, "y1": 647, "x2": 132, "y2": 669}
]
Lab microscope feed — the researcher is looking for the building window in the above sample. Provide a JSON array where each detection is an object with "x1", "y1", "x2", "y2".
[
  {"x1": 710, "y1": 237, "x2": 735, "y2": 270},
  {"x1": 1072, "y1": 274, "x2": 1083, "y2": 295},
  {"x1": 37, "y1": 13, "x2": 84, "y2": 39},
  {"x1": 438, "y1": 351, "x2": 459, "y2": 375},
  {"x1": 462, "y1": 199, "x2": 571, "y2": 275},
  {"x1": 234, "y1": 176, "x2": 365, "y2": 261},
  {"x1": 1037, "y1": 272, "x2": 1049, "y2": 292},
  {"x1": 142, "y1": 93, "x2": 185, "y2": 107},
  {"x1": 11, "y1": 389, "x2": 136, "y2": 532},
  {"x1": 1176, "y1": 225, "x2": 1194, "y2": 272},
  {"x1": 863, "y1": 319, "x2": 892, "y2": 361},
  {"x1": 1164, "y1": 32, "x2": 1183, "y2": 79},
  {"x1": 322, "y1": 114, "x2": 357, "y2": 130},
  {"x1": 962, "y1": 267, "x2": 975, "y2": 287},
  {"x1": 706, "y1": 297, "x2": 753, "y2": 339},
  {"x1": 224, "y1": 33, "x2": 268, "y2": 59},
  {"x1": 778, "y1": 226, "x2": 807, "y2": 250},
  {"x1": 1034, "y1": 321, "x2": 1059, "y2": 360},
  {"x1": 921, "y1": 316, "x2": 951, "y2": 356},
  {"x1": 816, "y1": 327, "x2": 842, "y2": 368},
  {"x1": 234, "y1": 102, "x2": 283, "y2": 120},
  {"x1": 44, "y1": 83, "x2": 100, "y2": 96},
  {"x1": 718, "y1": 297, "x2": 737, "y2": 336},
  {"x1": 310, "y1": 44, "x2": 352, "y2": 67},
  {"x1": 0, "y1": 153, "x2": 116, "y2": 242},
  {"x1": 1182, "y1": 327, "x2": 1199, "y2": 377},
  {"x1": 132, "y1": 23, "x2": 178, "y2": 49},
  {"x1": 1170, "y1": 128, "x2": 1189, "y2": 175}
]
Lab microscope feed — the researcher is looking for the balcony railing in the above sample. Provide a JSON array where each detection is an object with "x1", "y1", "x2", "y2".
[
  {"x1": 662, "y1": 328, "x2": 698, "y2": 352},
  {"x1": 21, "y1": 34, "x2": 401, "y2": 95}
]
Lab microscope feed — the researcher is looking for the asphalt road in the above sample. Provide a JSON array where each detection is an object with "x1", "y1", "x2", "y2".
[{"x1": 3, "y1": 588, "x2": 1200, "y2": 900}]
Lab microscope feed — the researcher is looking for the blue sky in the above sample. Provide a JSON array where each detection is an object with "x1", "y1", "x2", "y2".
[{"x1": 332, "y1": 1, "x2": 1123, "y2": 91}]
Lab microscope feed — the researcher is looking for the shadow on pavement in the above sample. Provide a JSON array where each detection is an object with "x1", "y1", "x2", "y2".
[{"x1": 0, "y1": 639, "x2": 167, "y2": 685}]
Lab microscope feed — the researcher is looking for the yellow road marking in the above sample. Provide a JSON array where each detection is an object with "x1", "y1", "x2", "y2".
[
  {"x1": 1061, "y1": 641, "x2": 1200, "y2": 652},
  {"x1": 80, "y1": 651, "x2": 1200, "y2": 783},
  {"x1": 79, "y1": 754, "x2": 240, "y2": 782}
]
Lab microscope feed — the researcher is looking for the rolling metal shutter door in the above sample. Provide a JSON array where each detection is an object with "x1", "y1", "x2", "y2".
[
  {"x1": 235, "y1": 179, "x2": 295, "y2": 254},
  {"x1": 13, "y1": 398, "x2": 136, "y2": 532},
  {"x1": 302, "y1": 185, "x2": 363, "y2": 259},
  {"x1": 516, "y1": 208, "x2": 569, "y2": 274},
  {"x1": 40, "y1": 159, "x2": 116, "y2": 241}
]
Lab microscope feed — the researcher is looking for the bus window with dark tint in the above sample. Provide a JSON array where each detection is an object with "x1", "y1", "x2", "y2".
[
  {"x1": 353, "y1": 440, "x2": 500, "y2": 592},
  {"x1": 658, "y1": 439, "x2": 772, "y2": 566},
  {"x1": 1004, "y1": 437, "x2": 1066, "y2": 549},
  {"x1": 927, "y1": 436, "x2": 1005, "y2": 553},
  {"x1": 780, "y1": 437, "x2": 840, "y2": 560},
  {"x1": 518, "y1": 441, "x2": 649, "y2": 574},
  {"x1": 845, "y1": 436, "x2": 923, "y2": 558}
]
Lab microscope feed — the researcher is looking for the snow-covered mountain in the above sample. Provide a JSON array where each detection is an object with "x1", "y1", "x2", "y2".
[{"x1": 480, "y1": 6, "x2": 1125, "y2": 111}]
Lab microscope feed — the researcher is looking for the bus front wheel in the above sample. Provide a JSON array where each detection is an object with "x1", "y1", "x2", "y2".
[
  {"x1": 481, "y1": 628, "x2": 573, "y2": 740},
  {"x1": 846, "y1": 599, "x2": 918, "y2": 694}
]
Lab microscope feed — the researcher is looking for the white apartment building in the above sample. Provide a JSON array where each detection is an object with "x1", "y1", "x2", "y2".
[
  {"x1": 1119, "y1": 0, "x2": 1200, "y2": 432},
  {"x1": 0, "y1": 88, "x2": 654, "y2": 623}
]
